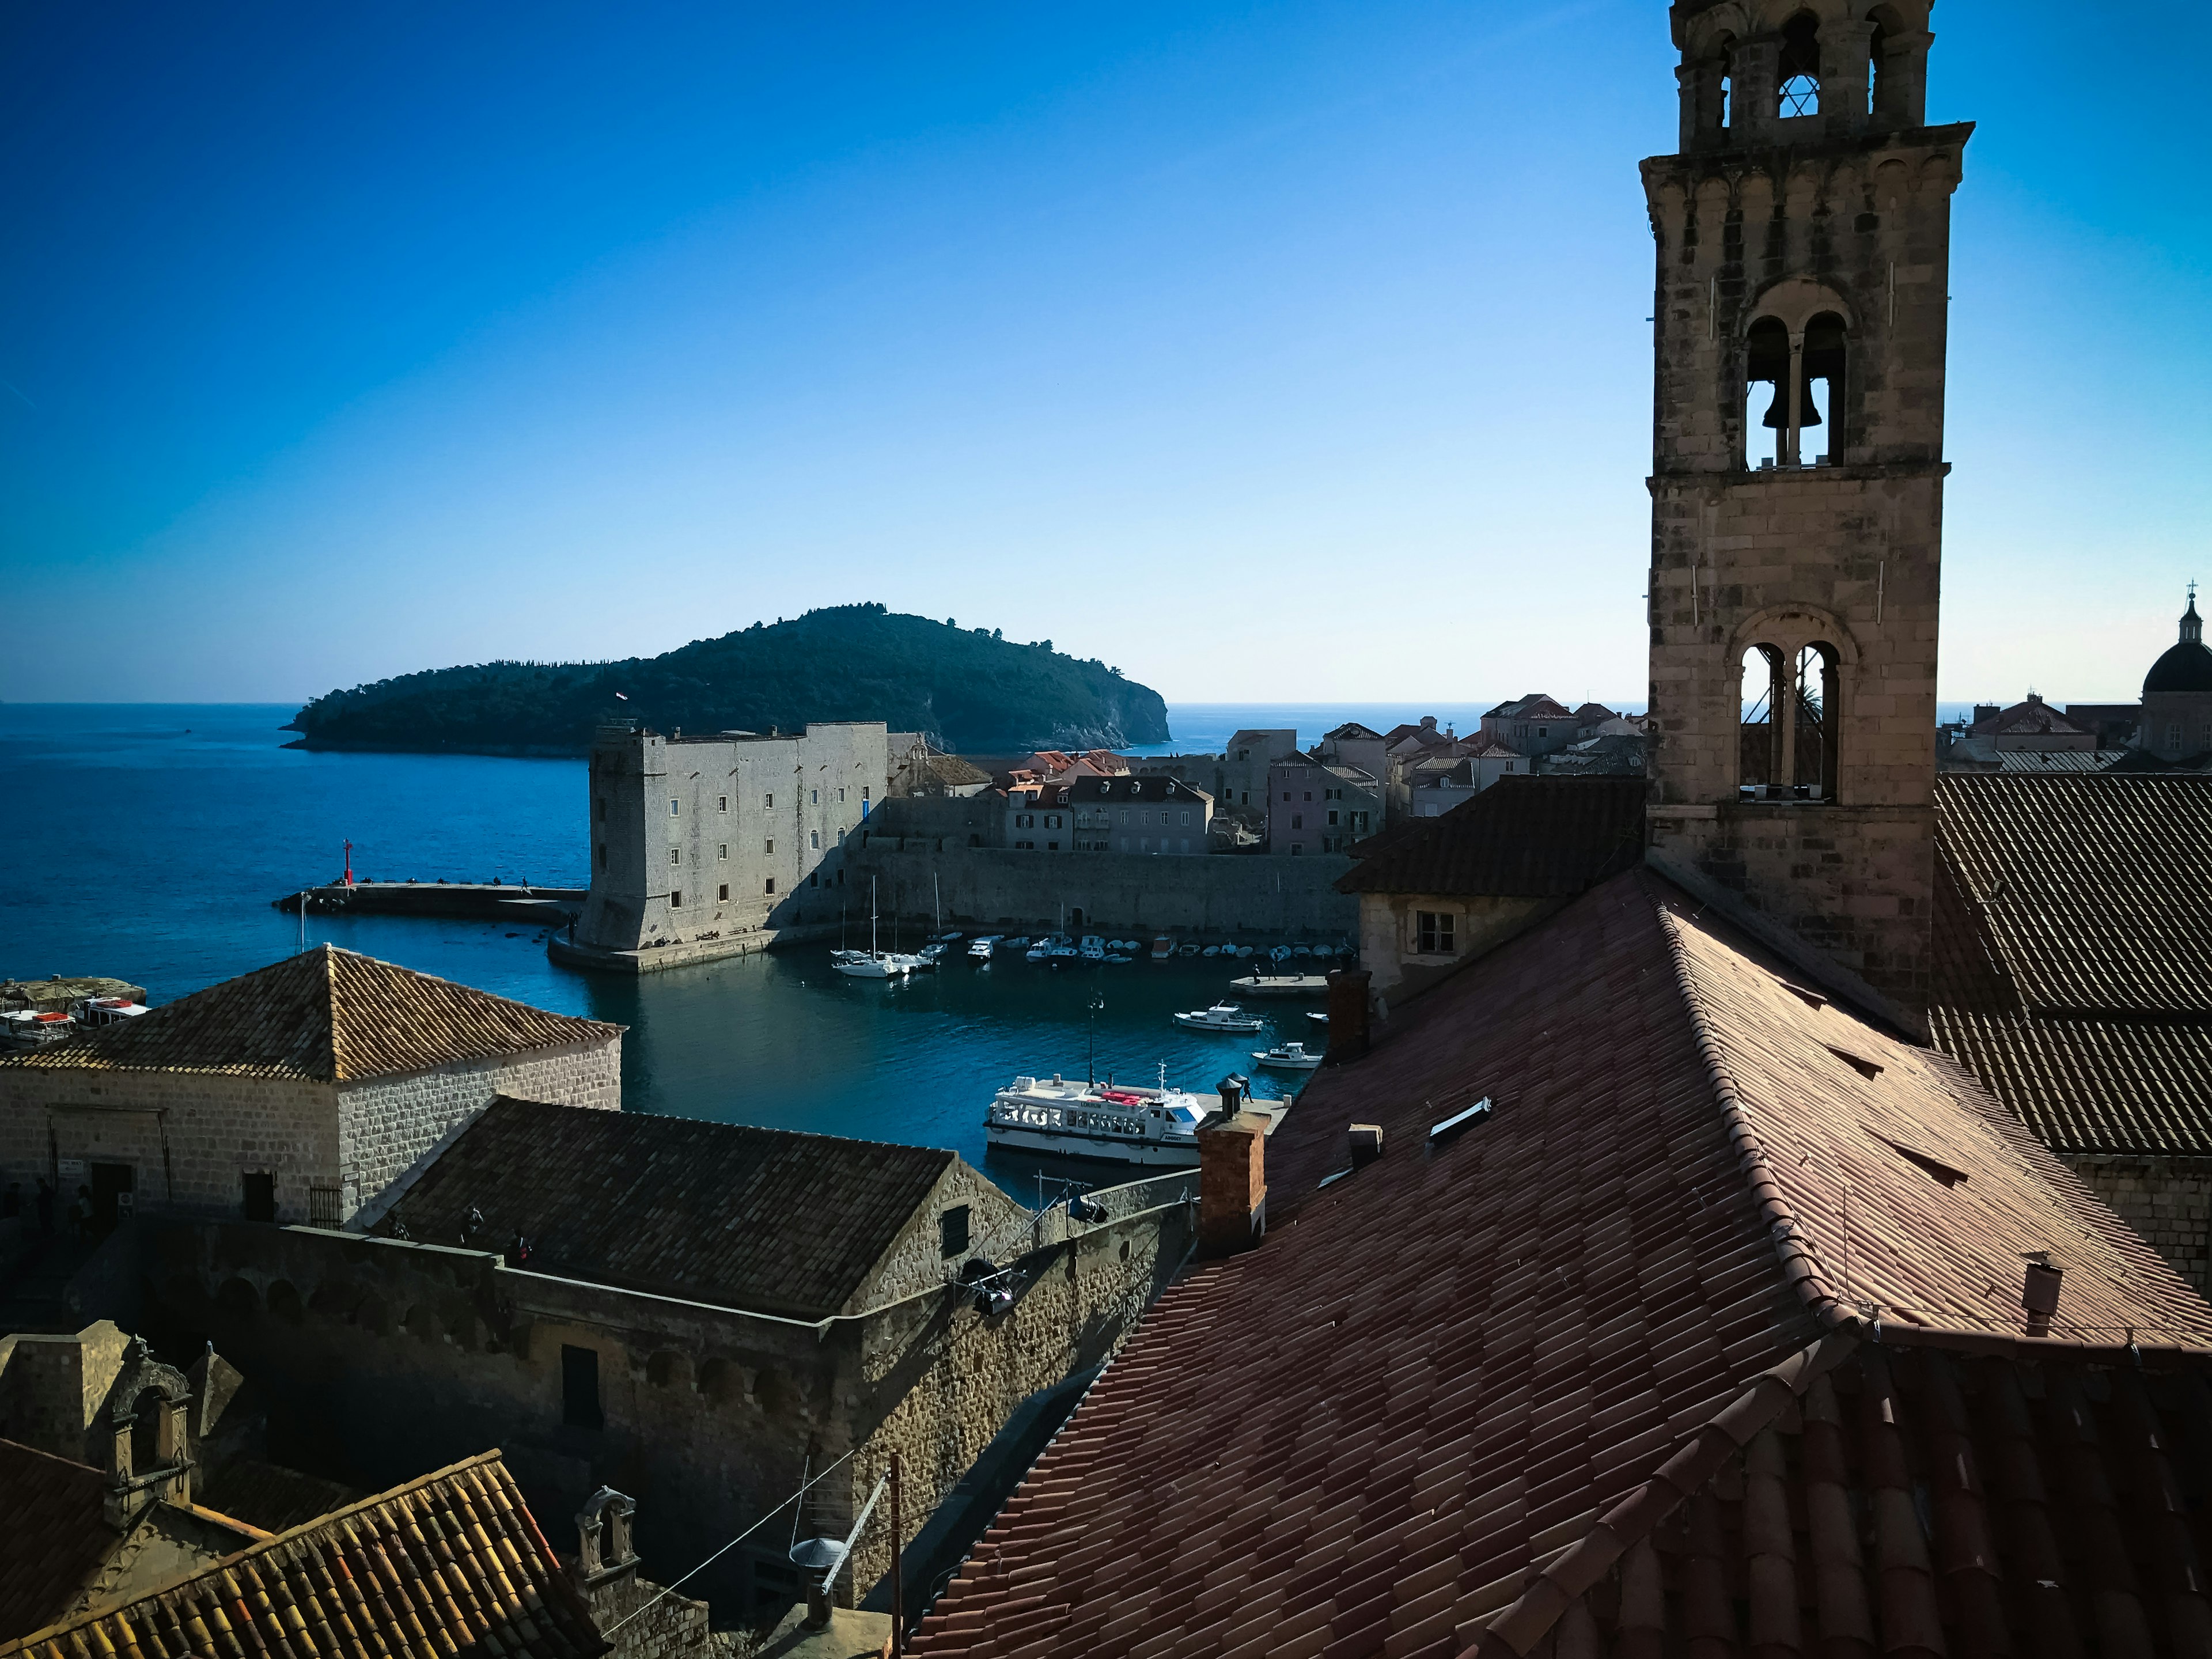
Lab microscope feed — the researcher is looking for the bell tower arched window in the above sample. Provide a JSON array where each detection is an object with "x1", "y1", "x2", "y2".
[
  {"x1": 1778, "y1": 12, "x2": 1821, "y2": 118},
  {"x1": 1740, "y1": 641, "x2": 1841, "y2": 802},
  {"x1": 1744, "y1": 308, "x2": 1849, "y2": 468}
]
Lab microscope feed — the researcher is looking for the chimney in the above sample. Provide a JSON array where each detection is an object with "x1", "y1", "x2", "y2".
[
  {"x1": 2021, "y1": 1256, "x2": 2064, "y2": 1337},
  {"x1": 1198, "y1": 1111, "x2": 1268, "y2": 1256},
  {"x1": 1347, "y1": 1124, "x2": 1383, "y2": 1169},
  {"x1": 1325, "y1": 969, "x2": 1372, "y2": 1065},
  {"x1": 1215, "y1": 1073, "x2": 1248, "y2": 1119},
  {"x1": 574, "y1": 1487, "x2": 639, "y2": 1593}
]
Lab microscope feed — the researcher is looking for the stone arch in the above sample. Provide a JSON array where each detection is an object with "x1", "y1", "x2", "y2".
[
  {"x1": 1729, "y1": 606, "x2": 1857, "y2": 801},
  {"x1": 216, "y1": 1277, "x2": 260, "y2": 1317},
  {"x1": 646, "y1": 1350, "x2": 694, "y2": 1391},
  {"x1": 267, "y1": 1279, "x2": 304, "y2": 1325},
  {"x1": 402, "y1": 1302, "x2": 439, "y2": 1344},
  {"x1": 753, "y1": 1365, "x2": 801, "y2": 1418},
  {"x1": 1743, "y1": 274, "x2": 1857, "y2": 338},
  {"x1": 698, "y1": 1358, "x2": 745, "y2": 1406}
]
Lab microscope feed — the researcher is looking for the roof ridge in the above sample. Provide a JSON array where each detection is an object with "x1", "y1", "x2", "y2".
[
  {"x1": 0, "y1": 1450, "x2": 518, "y2": 1653},
  {"x1": 321, "y1": 943, "x2": 346, "y2": 1082},
  {"x1": 1644, "y1": 878, "x2": 1854, "y2": 1337}
]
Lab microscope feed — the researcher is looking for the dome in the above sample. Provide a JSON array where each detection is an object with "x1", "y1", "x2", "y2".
[{"x1": 2145, "y1": 594, "x2": 2212, "y2": 695}]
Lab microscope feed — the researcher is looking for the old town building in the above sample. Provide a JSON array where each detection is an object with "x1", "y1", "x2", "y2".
[{"x1": 0, "y1": 946, "x2": 620, "y2": 1230}]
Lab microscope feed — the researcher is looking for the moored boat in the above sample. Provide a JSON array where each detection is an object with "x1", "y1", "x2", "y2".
[
  {"x1": 1173, "y1": 1003, "x2": 1264, "y2": 1033},
  {"x1": 1150, "y1": 935, "x2": 1173, "y2": 961},
  {"x1": 984, "y1": 1073, "x2": 1286, "y2": 1165},
  {"x1": 1252, "y1": 1040, "x2": 1323, "y2": 1071}
]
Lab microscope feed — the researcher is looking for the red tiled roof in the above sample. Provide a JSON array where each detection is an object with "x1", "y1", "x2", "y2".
[
  {"x1": 0, "y1": 945, "x2": 621, "y2": 1083},
  {"x1": 1336, "y1": 776, "x2": 1645, "y2": 896},
  {"x1": 381, "y1": 1097, "x2": 957, "y2": 1320},
  {"x1": 1929, "y1": 774, "x2": 2212, "y2": 1154},
  {"x1": 0, "y1": 1452, "x2": 604, "y2": 1659},
  {"x1": 910, "y1": 872, "x2": 2212, "y2": 1659},
  {"x1": 0, "y1": 1440, "x2": 114, "y2": 1641}
]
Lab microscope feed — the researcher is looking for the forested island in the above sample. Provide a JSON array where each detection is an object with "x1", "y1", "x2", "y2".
[{"x1": 285, "y1": 605, "x2": 1171, "y2": 756}]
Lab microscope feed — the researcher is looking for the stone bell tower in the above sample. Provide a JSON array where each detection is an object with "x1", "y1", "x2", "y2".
[{"x1": 1641, "y1": 0, "x2": 1971, "y2": 1020}]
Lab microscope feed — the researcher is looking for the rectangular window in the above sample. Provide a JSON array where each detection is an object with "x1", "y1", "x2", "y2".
[
  {"x1": 765, "y1": 877, "x2": 776, "y2": 894},
  {"x1": 718, "y1": 883, "x2": 729, "y2": 902},
  {"x1": 596, "y1": 797, "x2": 607, "y2": 822},
  {"x1": 669, "y1": 846, "x2": 681, "y2": 865},
  {"x1": 1328, "y1": 810, "x2": 1339, "y2": 825},
  {"x1": 718, "y1": 843, "x2": 728, "y2": 861},
  {"x1": 810, "y1": 830, "x2": 820, "y2": 850},
  {"x1": 1303, "y1": 791, "x2": 1312, "y2": 802},
  {"x1": 671, "y1": 889, "x2": 683, "y2": 907},
  {"x1": 561, "y1": 1345, "x2": 604, "y2": 1430},
  {"x1": 1180, "y1": 839, "x2": 1190, "y2": 854},
  {"x1": 810, "y1": 789, "x2": 819, "y2": 805},
  {"x1": 765, "y1": 793, "x2": 774, "y2": 809},
  {"x1": 1416, "y1": 911, "x2": 1456, "y2": 955},
  {"x1": 241, "y1": 1171, "x2": 276, "y2": 1224},
  {"x1": 669, "y1": 798, "x2": 680, "y2": 816},
  {"x1": 1180, "y1": 811, "x2": 1190, "y2": 827},
  {"x1": 838, "y1": 787, "x2": 847, "y2": 803},
  {"x1": 1291, "y1": 814, "x2": 1303, "y2": 830},
  {"x1": 718, "y1": 795, "x2": 728, "y2": 812},
  {"x1": 765, "y1": 838, "x2": 774, "y2": 854},
  {"x1": 940, "y1": 1205, "x2": 971, "y2": 1258},
  {"x1": 861, "y1": 787, "x2": 870, "y2": 802}
]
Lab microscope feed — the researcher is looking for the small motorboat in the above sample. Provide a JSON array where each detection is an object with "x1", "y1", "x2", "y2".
[
  {"x1": 1201, "y1": 945, "x2": 1219, "y2": 958},
  {"x1": 1307, "y1": 1010, "x2": 1330, "y2": 1026},
  {"x1": 75, "y1": 996, "x2": 149, "y2": 1027},
  {"x1": 1234, "y1": 945, "x2": 1255, "y2": 959},
  {"x1": 967, "y1": 939, "x2": 996, "y2": 960},
  {"x1": 1291, "y1": 945, "x2": 1312, "y2": 958},
  {"x1": 1269, "y1": 946, "x2": 1293, "y2": 964},
  {"x1": 2, "y1": 1009, "x2": 76, "y2": 1048},
  {"x1": 1175, "y1": 1003, "x2": 1263, "y2": 1033},
  {"x1": 1177, "y1": 942, "x2": 1200, "y2": 957},
  {"x1": 1150, "y1": 935, "x2": 1173, "y2": 961},
  {"x1": 1105, "y1": 953, "x2": 1135, "y2": 964},
  {"x1": 1080, "y1": 935, "x2": 1107, "y2": 961},
  {"x1": 932, "y1": 931, "x2": 963, "y2": 944},
  {"x1": 1252, "y1": 1040, "x2": 1324, "y2": 1071}
]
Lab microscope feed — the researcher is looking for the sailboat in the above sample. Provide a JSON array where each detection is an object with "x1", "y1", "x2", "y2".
[{"x1": 834, "y1": 879, "x2": 923, "y2": 979}]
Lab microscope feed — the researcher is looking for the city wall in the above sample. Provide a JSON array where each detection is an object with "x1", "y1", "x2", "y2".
[
  {"x1": 144, "y1": 1181, "x2": 1194, "y2": 1617},
  {"x1": 840, "y1": 840, "x2": 1356, "y2": 941}
]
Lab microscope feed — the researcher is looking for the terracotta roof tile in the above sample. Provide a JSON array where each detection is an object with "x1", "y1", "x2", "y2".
[
  {"x1": 0, "y1": 945, "x2": 619, "y2": 1083},
  {"x1": 0, "y1": 1441, "x2": 118, "y2": 1641},
  {"x1": 909, "y1": 871, "x2": 2212, "y2": 1659},
  {"x1": 0, "y1": 1452, "x2": 601, "y2": 1659},
  {"x1": 381, "y1": 1097, "x2": 956, "y2": 1318}
]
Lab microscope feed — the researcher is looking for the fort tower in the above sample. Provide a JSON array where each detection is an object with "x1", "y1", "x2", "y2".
[{"x1": 1641, "y1": 0, "x2": 1970, "y2": 1017}]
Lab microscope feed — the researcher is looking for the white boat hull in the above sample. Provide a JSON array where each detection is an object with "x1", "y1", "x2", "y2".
[{"x1": 984, "y1": 1122, "x2": 1199, "y2": 1166}]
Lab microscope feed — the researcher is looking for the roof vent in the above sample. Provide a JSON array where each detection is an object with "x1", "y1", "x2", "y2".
[
  {"x1": 1874, "y1": 1135, "x2": 1966, "y2": 1189},
  {"x1": 2021, "y1": 1253, "x2": 2064, "y2": 1336},
  {"x1": 1778, "y1": 980, "x2": 1828, "y2": 1009},
  {"x1": 1429, "y1": 1097, "x2": 1492, "y2": 1142},
  {"x1": 1348, "y1": 1124, "x2": 1384, "y2": 1168},
  {"x1": 1827, "y1": 1045, "x2": 1884, "y2": 1080}
]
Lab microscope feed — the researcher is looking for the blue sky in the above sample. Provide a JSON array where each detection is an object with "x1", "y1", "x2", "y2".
[{"x1": 2, "y1": 1, "x2": 2206, "y2": 707}]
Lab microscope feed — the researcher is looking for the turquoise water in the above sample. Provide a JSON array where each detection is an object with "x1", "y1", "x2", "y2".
[{"x1": 0, "y1": 704, "x2": 1333, "y2": 1183}]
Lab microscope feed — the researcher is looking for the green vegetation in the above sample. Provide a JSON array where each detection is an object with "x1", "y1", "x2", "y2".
[{"x1": 286, "y1": 605, "x2": 1170, "y2": 755}]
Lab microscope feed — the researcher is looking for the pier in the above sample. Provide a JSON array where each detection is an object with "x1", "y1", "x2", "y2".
[{"x1": 269, "y1": 880, "x2": 585, "y2": 925}]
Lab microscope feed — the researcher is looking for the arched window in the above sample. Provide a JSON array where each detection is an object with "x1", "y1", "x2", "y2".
[
  {"x1": 1740, "y1": 645, "x2": 1785, "y2": 794},
  {"x1": 1745, "y1": 317, "x2": 1790, "y2": 468},
  {"x1": 1745, "y1": 309, "x2": 1848, "y2": 468},
  {"x1": 1741, "y1": 642, "x2": 1840, "y2": 801},
  {"x1": 1778, "y1": 12, "x2": 1821, "y2": 118},
  {"x1": 1802, "y1": 312, "x2": 1848, "y2": 463}
]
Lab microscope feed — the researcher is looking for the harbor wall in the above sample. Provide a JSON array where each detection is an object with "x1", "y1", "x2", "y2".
[{"x1": 838, "y1": 843, "x2": 1357, "y2": 941}]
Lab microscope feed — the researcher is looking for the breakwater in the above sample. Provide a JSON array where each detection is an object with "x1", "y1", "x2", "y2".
[{"x1": 270, "y1": 881, "x2": 585, "y2": 925}]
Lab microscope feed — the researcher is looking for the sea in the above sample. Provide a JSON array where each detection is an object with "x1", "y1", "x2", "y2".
[{"x1": 0, "y1": 698, "x2": 1976, "y2": 1188}]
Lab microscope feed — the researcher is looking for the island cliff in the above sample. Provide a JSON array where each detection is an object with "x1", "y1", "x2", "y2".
[{"x1": 285, "y1": 605, "x2": 1171, "y2": 756}]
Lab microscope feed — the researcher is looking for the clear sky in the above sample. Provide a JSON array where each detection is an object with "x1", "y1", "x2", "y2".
[{"x1": 2, "y1": 1, "x2": 2206, "y2": 708}]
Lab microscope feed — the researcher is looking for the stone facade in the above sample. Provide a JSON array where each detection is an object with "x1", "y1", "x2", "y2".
[
  {"x1": 2062, "y1": 1156, "x2": 2212, "y2": 1300},
  {"x1": 577, "y1": 722, "x2": 892, "y2": 959},
  {"x1": 1355, "y1": 892, "x2": 1553, "y2": 1004},
  {"x1": 0, "y1": 1041, "x2": 619, "y2": 1229},
  {"x1": 146, "y1": 1175, "x2": 1194, "y2": 1620},
  {"x1": 1642, "y1": 0, "x2": 1966, "y2": 1013},
  {"x1": 0, "y1": 1319, "x2": 131, "y2": 1461}
]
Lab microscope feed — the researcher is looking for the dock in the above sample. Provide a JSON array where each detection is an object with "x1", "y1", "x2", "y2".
[{"x1": 269, "y1": 881, "x2": 586, "y2": 925}]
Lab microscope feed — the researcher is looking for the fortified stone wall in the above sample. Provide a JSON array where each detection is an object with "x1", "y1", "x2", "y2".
[
  {"x1": 839, "y1": 843, "x2": 1355, "y2": 941},
  {"x1": 147, "y1": 1191, "x2": 1191, "y2": 1618},
  {"x1": 2063, "y1": 1156, "x2": 2212, "y2": 1299},
  {"x1": 0, "y1": 1070, "x2": 338, "y2": 1225},
  {"x1": 579, "y1": 723, "x2": 890, "y2": 957},
  {"x1": 336, "y1": 1039, "x2": 621, "y2": 1221},
  {"x1": 0, "y1": 1320, "x2": 129, "y2": 1461}
]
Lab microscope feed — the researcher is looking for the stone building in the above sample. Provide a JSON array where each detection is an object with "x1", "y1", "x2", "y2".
[
  {"x1": 0, "y1": 946, "x2": 620, "y2": 1229},
  {"x1": 1266, "y1": 755, "x2": 1380, "y2": 856},
  {"x1": 2141, "y1": 589, "x2": 2212, "y2": 762},
  {"x1": 153, "y1": 1099, "x2": 1196, "y2": 1616},
  {"x1": 568, "y1": 721, "x2": 890, "y2": 971},
  {"x1": 1642, "y1": 0, "x2": 1968, "y2": 1017}
]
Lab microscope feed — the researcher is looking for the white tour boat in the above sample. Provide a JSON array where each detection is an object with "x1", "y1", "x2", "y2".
[
  {"x1": 1252, "y1": 1040, "x2": 1324, "y2": 1071},
  {"x1": 1173, "y1": 1003, "x2": 1264, "y2": 1033},
  {"x1": 2, "y1": 1009, "x2": 76, "y2": 1048},
  {"x1": 984, "y1": 1072, "x2": 1286, "y2": 1166}
]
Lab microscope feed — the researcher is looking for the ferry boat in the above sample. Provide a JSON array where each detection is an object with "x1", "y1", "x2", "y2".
[
  {"x1": 1, "y1": 1010, "x2": 75, "y2": 1048},
  {"x1": 1173, "y1": 1003, "x2": 1263, "y2": 1033},
  {"x1": 984, "y1": 1073, "x2": 1287, "y2": 1165},
  {"x1": 1252, "y1": 1040, "x2": 1324, "y2": 1071}
]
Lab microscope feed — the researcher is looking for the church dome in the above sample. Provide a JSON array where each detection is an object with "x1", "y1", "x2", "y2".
[{"x1": 2145, "y1": 594, "x2": 2212, "y2": 695}]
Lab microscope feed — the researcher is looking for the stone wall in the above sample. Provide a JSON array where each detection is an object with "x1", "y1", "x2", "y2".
[
  {"x1": 337, "y1": 1039, "x2": 621, "y2": 1220},
  {"x1": 0, "y1": 1069, "x2": 338, "y2": 1225},
  {"x1": 1355, "y1": 892, "x2": 1551, "y2": 1003},
  {"x1": 585, "y1": 1571, "x2": 719, "y2": 1659},
  {"x1": 146, "y1": 1185, "x2": 1192, "y2": 1620},
  {"x1": 2063, "y1": 1156, "x2": 2212, "y2": 1298},
  {"x1": 839, "y1": 843, "x2": 1355, "y2": 942},
  {"x1": 0, "y1": 1319, "x2": 128, "y2": 1461}
]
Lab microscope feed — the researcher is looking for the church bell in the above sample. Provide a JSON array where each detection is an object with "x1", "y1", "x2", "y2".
[{"x1": 1760, "y1": 369, "x2": 1823, "y2": 429}]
